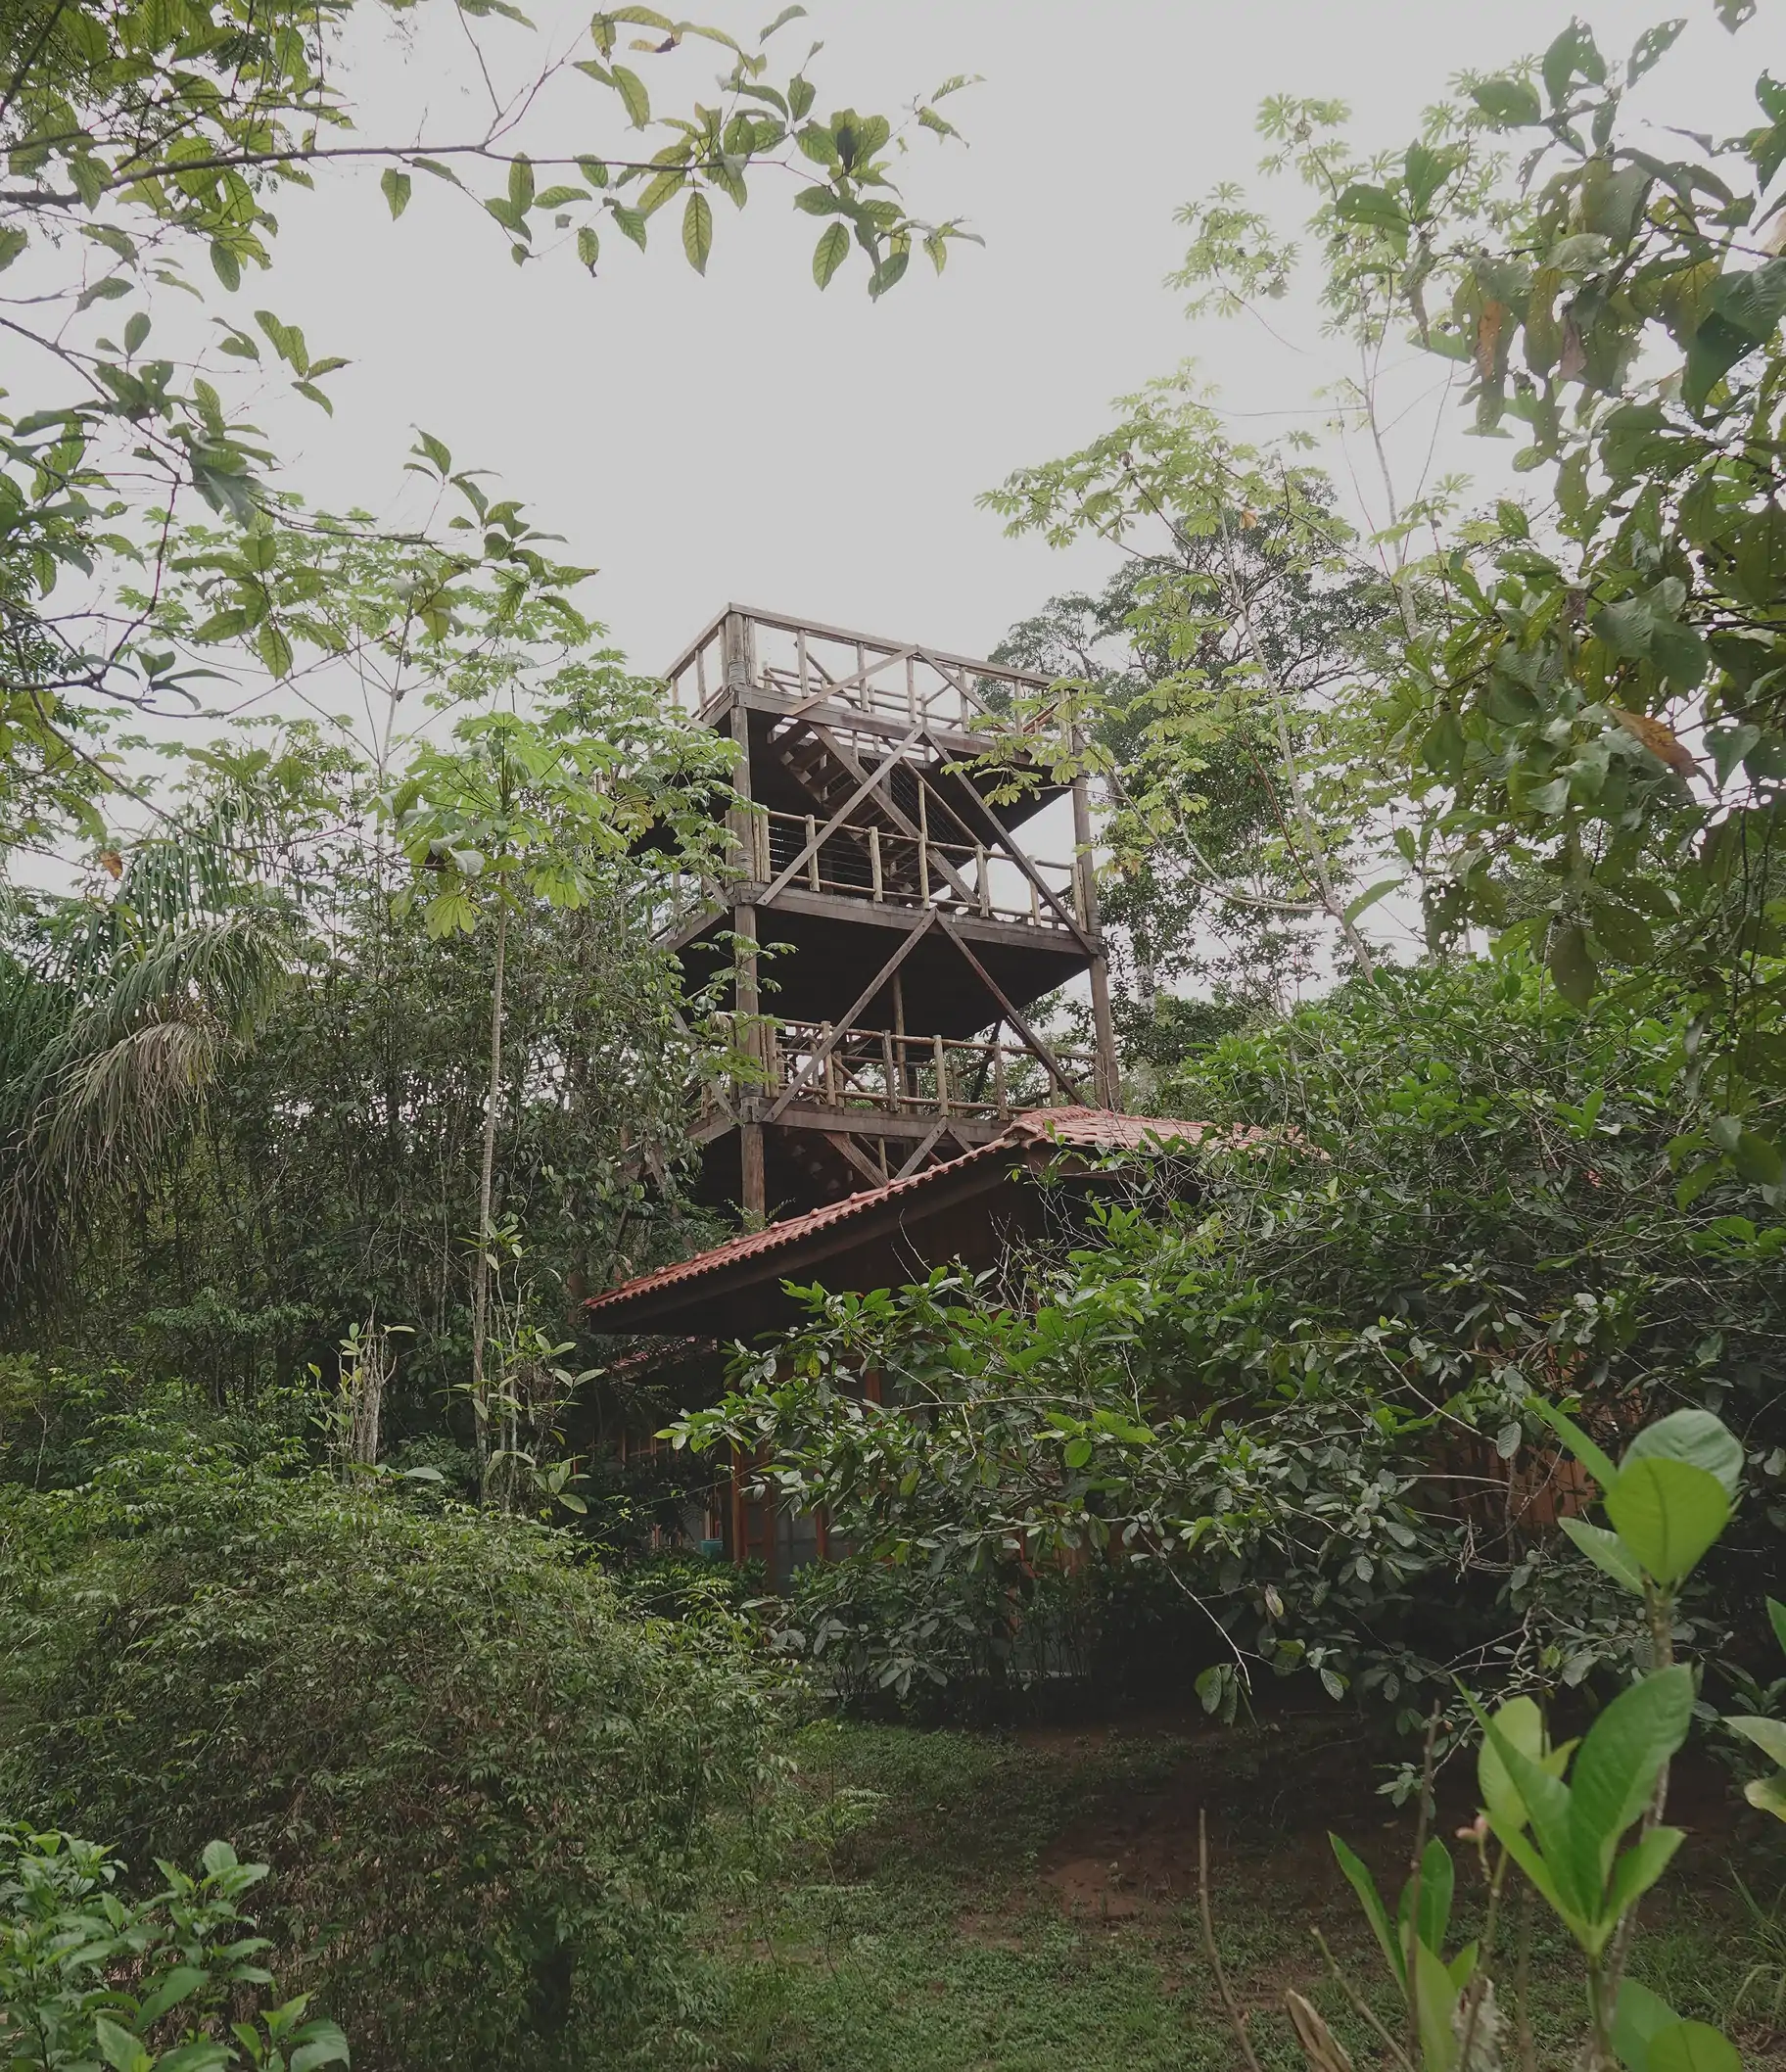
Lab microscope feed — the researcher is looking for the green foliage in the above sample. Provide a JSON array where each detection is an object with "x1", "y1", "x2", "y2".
[
  {"x1": 0, "y1": 1436, "x2": 781, "y2": 2071},
  {"x1": 1725, "y1": 1596, "x2": 1786, "y2": 1821},
  {"x1": 680, "y1": 958, "x2": 1786, "y2": 1736},
  {"x1": 1, "y1": 630, "x2": 734, "y2": 1456},
  {"x1": 982, "y1": 372, "x2": 1397, "y2": 989},
  {"x1": 993, "y1": 548, "x2": 1382, "y2": 1055},
  {"x1": 1305, "y1": 1401, "x2": 1746, "y2": 2072},
  {"x1": 0, "y1": 1826, "x2": 348, "y2": 2072},
  {"x1": 0, "y1": 0, "x2": 969, "y2": 852},
  {"x1": 1167, "y1": 11, "x2": 1786, "y2": 1202}
]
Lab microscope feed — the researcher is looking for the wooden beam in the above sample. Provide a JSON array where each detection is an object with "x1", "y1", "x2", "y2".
[
  {"x1": 766, "y1": 912, "x2": 938, "y2": 1120},
  {"x1": 768, "y1": 1103, "x2": 1003, "y2": 1145},
  {"x1": 804, "y1": 722, "x2": 984, "y2": 913},
  {"x1": 757, "y1": 722, "x2": 925, "y2": 908},
  {"x1": 823, "y1": 1131, "x2": 890, "y2": 1190},
  {"x1": 931, "y1": 737, "x2": 1100, "y2": 957},
  {"x1": 739, "y1": 685, "x2": 1048, "y2": 768},
  {"x1": 936, "y1": 915, "x2": 1091, "y2": 1105},
  {"x1": 718, "y1": 883, "x2": 1095, "y2": 961},
  {"x1": 893, "y1": 1119, "x2": 949, "y2": 1179},
  {"x1": 1072, "y1": 765, "x2": 1121, "y2": 1109}
]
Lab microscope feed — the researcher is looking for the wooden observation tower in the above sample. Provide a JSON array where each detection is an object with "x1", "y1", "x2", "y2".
[{"x1": 659, "y1": 606, "x2": 1121, "y2": 1221}]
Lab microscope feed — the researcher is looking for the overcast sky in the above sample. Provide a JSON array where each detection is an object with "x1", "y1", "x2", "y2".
[{"x1": 245, "y1": 0, "x2": 1763, "y2": 686}]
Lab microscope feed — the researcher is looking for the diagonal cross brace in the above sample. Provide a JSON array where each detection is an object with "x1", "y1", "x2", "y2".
[
  {"x1": 756, "y1": 722, "x2": 926, "y2": 908},
  {"x1": 766, "y1": 911, "x2": 939, "y2": 1121},
  {"x1": 925, "y1": 737, "x2": 1100, "y2": 957},
  {"x1": 935, "y1": 915, "x2": 1091, "y2": 1106},
  {"x1": 893, "y1": 1118, "x2": 951, "y2": 1180},
  {"x1": 823, "y1": 1131, "x2": 888, "y2": 1189},
  {"x1": 804, "y1": 722, "x2": 984, "y2": 913}
]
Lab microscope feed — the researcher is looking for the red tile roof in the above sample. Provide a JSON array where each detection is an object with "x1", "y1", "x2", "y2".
[{"x1": 582, "y1": 1107, "x2": 1232, "y2": 1327}]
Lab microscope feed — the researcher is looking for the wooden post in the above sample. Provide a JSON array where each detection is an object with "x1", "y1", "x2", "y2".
[
  {"x1": 805, "y1": 814, "x2": 820, "y2": 890},
  {"x1": 917, "y1": 783, "x2": 930, "y2": 903},
  {"x1": 729, "y1": 691, "x2": 767, "y2": 1219},
  {"x1": 933, "y1": 1032, "x2": 950, "y2": 1114},
  {"x1": 870, "y1": 825, "x2": 882, "y2": 902},
  {"x1": 822, "y1": 1023, "x2": 836, "y2": 1104},
  {"x1": 1071, "y1": 766, "x2": 1120, "y2": 1112},
  {"x1": 881, "y1": 1027, "x2": 897, "y2": 1105},
  {"x1": 993, "y1": 1030, "x2": 1008, "y2": 1112},
  {"x1": 975, "y1": 843, "x2": 991, "y2": 917}
]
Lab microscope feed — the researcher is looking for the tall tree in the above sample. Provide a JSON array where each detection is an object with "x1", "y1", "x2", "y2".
[{"x1": 983, "y1": 373, "x2": 1402, "y2": 1016}]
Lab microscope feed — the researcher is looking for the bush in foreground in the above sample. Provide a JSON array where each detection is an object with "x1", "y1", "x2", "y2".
[{"x1": 0, "y1": 1425, "x2": 780, "y2": 2072}]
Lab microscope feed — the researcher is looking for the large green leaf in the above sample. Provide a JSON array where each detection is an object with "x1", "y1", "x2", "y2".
[
  {"x1": 812, "y1": 220, "x2": 848, "y2": 288},
  {"x1": 1604, "y1": 1824, "x2": 1685, "y2": 1919},
  {"x1": 1621, "y1": 1408, "x2": 1743, "y2": 1499},
  {"x1": 1412, "y1": 1938, "x2": 1461, "y2": 2072},
  {"x1": 1604, "y1": 1458, "x2": 1729, "y2": 1583},
  {"x1": 1528, "y1": 1397, "x2": 1618, "y2": 1487},
  {"x1": 1647, "y1": 2022, "x2": 1741, "y2": 2072},
  {"x1": 1474, "y1": 1697, "x2": 1572, "y2": 1830},
  {"x1": 1744, "y1": 1772, "x2": 1786, "y2": 1821},
  {"x1": 1560, "y1": 1517, "x2": 1645, "y2": 1594},
  {"x1": 1473, "y1": 1699, "x2": 1590, "y2": 1921},
  {"x1": 1330, "y1": 1833, "x2": 1403, "y2": 1989},
  {"x1": 1613, "y1": 1979, "x2": 1682, "y2": 2072},
  {"x1": 1566, "y1": 1667, "x2": 1693, "y2": 1907},
  {"x1": 1725, "y1": 1714, "x2": 1786, "y2": 1767},
  {"x1": 1397, "y1": 1836, "x2": 1454, "y2": 1959}
]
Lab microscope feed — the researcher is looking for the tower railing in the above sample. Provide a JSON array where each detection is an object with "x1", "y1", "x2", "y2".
[
  {"x1": 663, "y1": 605, "x2": 1063, "y2": 744},
  {"x1": 751, "y1": 807, "x2": 1082, "y2": 929},
  {"x1": 698, "y1": 1018, "x2": 1095, "y2": 1129}
]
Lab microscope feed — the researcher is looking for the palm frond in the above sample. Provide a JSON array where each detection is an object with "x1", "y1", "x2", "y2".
[{"x1": 0, "y1": 910, "x2": 290, "y2": 1321}]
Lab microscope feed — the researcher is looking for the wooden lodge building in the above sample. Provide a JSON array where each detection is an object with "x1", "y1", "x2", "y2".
[{"x1": 586, "y1": 606, "x2": 1218, "y2": 1579}]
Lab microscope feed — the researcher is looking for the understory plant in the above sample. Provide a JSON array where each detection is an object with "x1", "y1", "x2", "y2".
[
  {"x1": 1221, "y1": 1404, "x2": 1753, "y2": 2072},
  {"x1": 0, "y1": 1826, "x2": 349, "y2": 2072}
]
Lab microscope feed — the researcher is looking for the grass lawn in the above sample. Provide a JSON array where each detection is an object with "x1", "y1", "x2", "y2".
[{"x1": 681, "y1": 1711, "x2": 1786, "y2": 2071}]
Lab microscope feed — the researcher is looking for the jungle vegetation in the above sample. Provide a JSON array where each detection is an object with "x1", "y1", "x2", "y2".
[{"x1": 4, "y1": 0, "x2": 1786, "y2": 2067}]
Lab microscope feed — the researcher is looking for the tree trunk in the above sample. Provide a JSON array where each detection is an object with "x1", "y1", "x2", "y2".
[{"x1": 471, "y1": 899, "x2": 508, "y2": 1501}]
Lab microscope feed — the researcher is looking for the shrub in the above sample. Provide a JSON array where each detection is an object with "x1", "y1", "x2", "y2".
[
  {"x1": 0, "y1": 1824, "x2": 348, "y2": 2072},
  {"x1": 0, "y1": 1438, "x2": 781, "y2": 2072}
]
